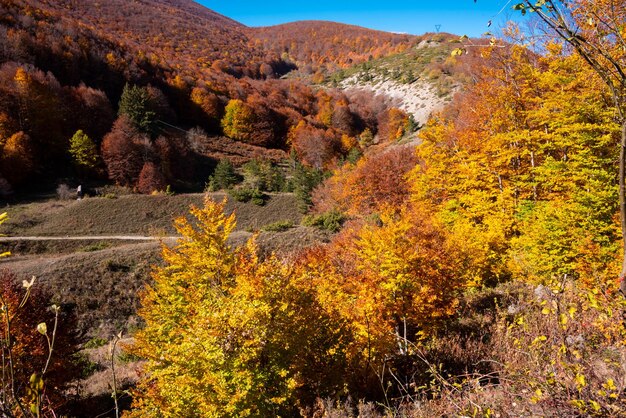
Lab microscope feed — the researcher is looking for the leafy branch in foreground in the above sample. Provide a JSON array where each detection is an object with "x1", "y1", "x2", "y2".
[
  {"x1": 0, "y1": 213, "x2": 10, "y2": 258},
  {"x1": 0, "y1": 271, "x2": 77, "y2": 418}
]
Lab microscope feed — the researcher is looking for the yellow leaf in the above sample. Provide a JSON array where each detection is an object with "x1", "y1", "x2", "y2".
[
  {"x1": 568, "y1": 306, "x2": 577, "y2": 319},
  {"x1": 532, "y1": 335, "x2": 547, "y2": 345},
  {"x1": 604, "y1": 378, "x2": 616, "y2": 391}
]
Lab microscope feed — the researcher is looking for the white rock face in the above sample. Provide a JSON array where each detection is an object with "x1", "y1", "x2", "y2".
[{"x1": 339, "y1": 74, "x2": 453, "y2": 126}]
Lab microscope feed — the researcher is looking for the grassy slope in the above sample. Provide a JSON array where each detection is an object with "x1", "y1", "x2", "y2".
[
  {"x1": 3, "y1": 193, "x2": 303, "y2": 236},
  {"x1": 0, "y1": 193, "x2": 329, "y2": 339}
]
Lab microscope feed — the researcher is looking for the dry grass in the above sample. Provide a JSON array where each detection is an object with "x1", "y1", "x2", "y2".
[
  {"x1": 1, "y1": 242, "x2": 160, "y2": 339},
  {"x1": 3, "y1": 192, "x2": 303, "y2": 236},
  {"x1": 1, "y1": 228, "x2": 329, "y2": 340}
]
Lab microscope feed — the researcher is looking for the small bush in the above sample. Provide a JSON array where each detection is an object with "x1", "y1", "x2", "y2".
[
  {"x1": 261, "y1": 220, "x2": 294, "y2": 232},
  {"x1": 73, "y1": 352, "x2": 102, "y2": 379},
  {"x1": 302, "y1": 210, "x2": 347, "y2": 233},
  {"x1": 84, "y1": 337, "x2": 108, "y2": 349},
  {"x1": 118, "y1": 350, "x2": 142, "y2": 364},
  {"x1": 104, "y1": 259, "x2": 130, "y2": 272},
  {"x1": 228, "y1": 187, "x2": 267, "y2": 206},
  {"x1": 57, "y1": 183, "x2": 73, "y2": 200},
  {"x1": 82, "y1": 242, "x2": 110, "y2": 252}
]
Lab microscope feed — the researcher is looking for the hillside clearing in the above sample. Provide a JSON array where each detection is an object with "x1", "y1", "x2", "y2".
[{"x1": 2, "y1": 192, "x2": 303, "y2": 236}]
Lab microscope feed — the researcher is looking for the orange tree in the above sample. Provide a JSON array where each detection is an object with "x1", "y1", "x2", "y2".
[
  {"x1": 412, "y1": 44, "x2": 621, "y2": 288},
  {"x1": 301, "y1": 205, "x2": 475, "y2": 401}
]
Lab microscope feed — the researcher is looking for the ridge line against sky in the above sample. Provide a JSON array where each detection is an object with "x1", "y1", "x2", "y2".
[{"x1": 196, "y1": 1, "x2": 518, "y2": 37}]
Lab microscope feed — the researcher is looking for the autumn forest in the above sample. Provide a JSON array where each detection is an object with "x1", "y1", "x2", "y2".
[{"x1": 1, "y1": 0, "x2": 626, "y2": 417}]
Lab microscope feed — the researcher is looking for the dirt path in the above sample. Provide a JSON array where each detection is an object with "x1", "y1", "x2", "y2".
[
  {"x1": 0, "y1": 235, "x2": 176, "y2": 241},
  {"x1": 0, "y1": 231, "x2": 253, "y2": 241}
]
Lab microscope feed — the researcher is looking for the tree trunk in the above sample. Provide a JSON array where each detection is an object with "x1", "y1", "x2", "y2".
[{"x1": 620, "y1": 121, "x2": 626, "y2": 294}]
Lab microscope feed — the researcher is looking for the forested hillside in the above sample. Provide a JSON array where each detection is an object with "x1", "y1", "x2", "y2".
[
  {"x1": 125, "y1": 1, "x2": 626, "y2": 417},
  {"x1": 0, "y1": 0, "x2": 425, "y2": 195},
  {"x1": 250, "y1": 21, "x2": 416, "y2": 72}
]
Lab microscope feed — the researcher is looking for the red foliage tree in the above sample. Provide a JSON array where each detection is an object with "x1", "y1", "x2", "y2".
[
  {"x1": 101, "y1": 116, "x2": 145, "y2": 186},
  {"x1": 377, "y1": 107, "x2": 410, "y2": 142},
  {"x1": 289, "y1": 121, "x2": 337, "y2": 169},
  {"x1": 0, "y1": 131, "x2": 35, "y2": 187},
  {"x1": 66, "y1": 83, "x2": 115, "y2": 143},
  {"x1": 137, "y1": 161, "x2": 166, "y2": 194},
  {"x1": 312, "y1": 145, "x2": 419, "y2": 215}
]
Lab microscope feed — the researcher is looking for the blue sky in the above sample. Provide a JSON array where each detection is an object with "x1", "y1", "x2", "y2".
[{"x1": 196, "y1": 1, "x2": 517, "y2": 37}]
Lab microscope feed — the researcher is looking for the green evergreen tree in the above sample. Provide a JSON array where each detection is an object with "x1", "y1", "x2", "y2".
[
  {"x1": 207, "y1": 159, "x2": 241, "y2": 191},
  {"x1": 241, "y1": 159, "x2": 286, "y2": 192},
  {"x1": 291, "y1": 162, "x2": 326, "y2": 213},
  {"x1": 118, "y1": 83, "x2": 156, "y2": 134}
]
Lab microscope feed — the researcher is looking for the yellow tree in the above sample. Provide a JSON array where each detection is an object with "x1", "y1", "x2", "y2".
[
  {"x1": 69, "y1": 130, "x2": 99, "y2": 172},
  {"x1": 411, "y1": 45, "x2": 620, "y2": 287},
  {"x1": 0, "y1": 212, "x2": 9, "y2": 257},
  {"x1": 128, "y1": 198, "x2": 349, "y2": 417},
  {"x1": 220, "y1": 99, "x2": 255, "y2": 141},
  {"x1": 505, "y1": 0, "x2": 626, "y2": 282}
]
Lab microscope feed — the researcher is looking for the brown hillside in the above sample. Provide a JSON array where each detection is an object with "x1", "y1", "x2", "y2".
[
  {"x1": 250, "y1": 20, "x2": 418, "y2": 71},
  {"x1": 0, "y1": 0, "x2": 445, "y2": 194}
]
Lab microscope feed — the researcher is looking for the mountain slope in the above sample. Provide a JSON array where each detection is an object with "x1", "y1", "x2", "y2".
[
  {"x1": 249, "y1": 20, "x2": 417, "y2": 71},
  {"x1": 0, "y1": 0, "x2": 469, "y2": 194}
]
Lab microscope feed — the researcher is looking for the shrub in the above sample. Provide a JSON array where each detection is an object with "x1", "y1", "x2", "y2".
[
  {"x1": 137, "y1": 162, "x2": 166, "y2": 194},
  {"x1": 227, "y1": 187, "x2": 266, "y2": 206},
  {"x1": 302, "y1": 209, "x2": 347, "y2": 233},
  {"x1": 82, "y1": 242, "x2": 110, "y2": 252},
  {"x1": 261, "y1": 220, "x2": 294, "y2": 232},
  {"x1": 72, "y1": 352, "x2": 102, "y2": 379},
  {"x1": 56, "y1": 184, "x2": 73, "y2": 200},
  {"x1": 83, "y1": 337, "x2": 108, "y2": 349}
]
